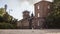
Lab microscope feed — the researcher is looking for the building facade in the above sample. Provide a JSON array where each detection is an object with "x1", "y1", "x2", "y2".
[{"x1": 17, "y1": 0, "x2": 52, "y2": 29}]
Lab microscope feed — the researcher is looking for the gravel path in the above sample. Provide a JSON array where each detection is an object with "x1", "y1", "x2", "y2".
[{"x1": 0, "y1": 29, "x2": 60, "y2": 34}]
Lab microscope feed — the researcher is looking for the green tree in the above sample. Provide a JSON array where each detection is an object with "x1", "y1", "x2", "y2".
[
  {"x1": 0, "y1": 7, "x2": 17, "y2": 29},
  {"x1": 46, "y1": 0, "x2": 60, "y2": 29},
  {"x1": 0, "y1": 23, "x2": 16, "y2": 29},
  {"x1": 3, "y1": 12, "x2": 13, "y2": 22},
  {"x1": 0, "y1": 8, "x2": 5, "y2": 16}
]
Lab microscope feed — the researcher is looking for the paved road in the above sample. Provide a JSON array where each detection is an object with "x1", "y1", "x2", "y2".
[{"x1": 0, "y1": 29, "x2": 60, "y2": 34}]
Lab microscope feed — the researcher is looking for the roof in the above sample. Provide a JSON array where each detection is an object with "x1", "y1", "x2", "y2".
[
  {"x1": 23, "y1": 10, "x2": 30, "y2": 13},
  {"x1": 34, "y1": 0, "x2": 52, "y2": 5}
]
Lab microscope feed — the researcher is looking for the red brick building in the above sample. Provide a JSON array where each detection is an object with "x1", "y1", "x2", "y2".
[{"x1": 17, "y1": 0, "x2": 52, "y2": 29}]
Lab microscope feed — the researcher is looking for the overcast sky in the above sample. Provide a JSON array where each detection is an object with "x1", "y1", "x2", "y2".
[{"x1": 0, "y1": 0, "x2": 53, "y2": 20}]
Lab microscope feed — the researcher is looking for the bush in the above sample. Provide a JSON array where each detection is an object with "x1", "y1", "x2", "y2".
[{"x1": 0, "y1": 22, "x2": 16, "y2": 29}]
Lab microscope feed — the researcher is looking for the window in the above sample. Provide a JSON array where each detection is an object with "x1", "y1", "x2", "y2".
[
  {"x1": 48, "y1": 5, "x2": 50, "y2": 9},
  {"x1": 37, "y1": 5, "x2": 39, "y2": 9},
  {"x1": 38, "y1": 21, "x2": 40, "y2": 26},
  {"x1": 38, "y1": 13, "x2": 40, "y2": 17}
]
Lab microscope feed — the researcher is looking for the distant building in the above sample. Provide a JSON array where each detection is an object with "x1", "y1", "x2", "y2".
[
  {"x1": 0, "y1": 4, "x2": 7, "y2": 16},
  {"x1": 17, "y1": 0, "x2": 52, "y2": 29},
  {"x1": 17, "y1": 10, "x2": 30, "y2": 29}
]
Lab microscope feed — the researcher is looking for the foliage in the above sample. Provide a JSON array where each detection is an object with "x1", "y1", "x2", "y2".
[
  {"x1": 0, "y1": 22, "x2": 16, "y2": 29},
  {"x1": 46, "y1": 0, "x2": 60, "y2": 29},
  {"x1": 0, "y1": 8, "x2": 5, "y2": 16},
  {"x1": 0, "y1": 8, "x2": 17, "y2": 29}
]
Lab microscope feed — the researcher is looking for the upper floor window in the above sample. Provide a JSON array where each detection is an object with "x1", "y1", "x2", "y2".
[
  {"x1": 38, "y1": 13, "x2": 40, "y2": 17},
  {"x1": 37, "y1": 5, "x2": 40, "y2": 9},
  {"x1": 48, "y1": 5, "x2": 50, "y2": 9}
]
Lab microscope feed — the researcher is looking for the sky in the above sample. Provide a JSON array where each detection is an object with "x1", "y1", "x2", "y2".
[{"x1": 0, "y1": 0, "x2": 53, "y2": 20}]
